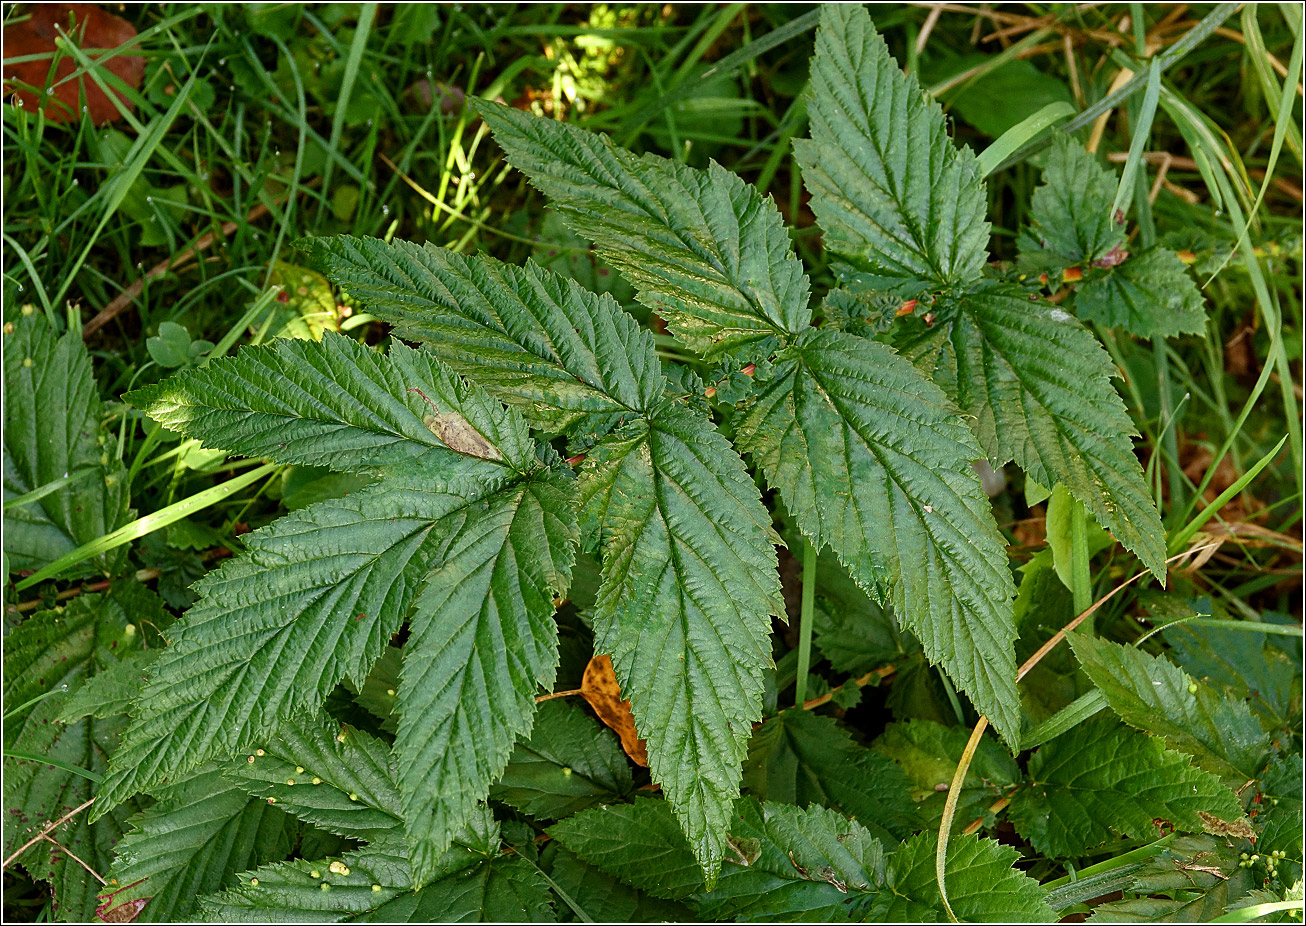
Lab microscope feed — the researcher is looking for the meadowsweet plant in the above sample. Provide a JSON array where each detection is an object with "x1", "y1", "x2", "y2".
[{"x1": 7, "y1": 4, "x2": 1296, "y2": 922}]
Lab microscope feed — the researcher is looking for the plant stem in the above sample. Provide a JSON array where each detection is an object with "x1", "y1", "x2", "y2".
[
  {"x1": 794, "y1": 539, "x2": 817, "y2": 709},
  {"x1": 1069, "y1": 498, "x2": 1093, "y2": 633}
]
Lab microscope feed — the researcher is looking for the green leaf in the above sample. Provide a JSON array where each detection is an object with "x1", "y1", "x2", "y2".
[
  {"x1": 476, "y1": 100, "x2": 811, "y2": 358},
  {"x1": 96, "y1": 457, "x2": 542, "y2": 817},
  {"x1": 547, "y1": 798, "x2": 705, "y2": 901},
  {"x1": 2, "y1": 590, "x2": 151, "y2": 922},
  {"x1": 795, "y1": 3, "x2": 989, "y2": 290},
  {"x1": 1074, "y1": 248, "x2": 1207, "y2": 339},
  {"x1": 1087, "y1": 835, "x2": 1253, "y2": 923},
  {"x1": 1160, "y1": 609, "x2": 1298, "y2": 728},
  {"x1": 489, "y1": 698, "x2": 634, "y2": 821},
  {"x1": 735, "y1": 327, "x2": 1020, "y2": 742},
  {"x1": 872, "y1": 719, "x2": 1021, "y2": 833},
  {"x1": 869, "y1": 831, "x2": 1055, "y2": 922},
  {"x1": 3, "y1": 312, "x2": 130, "y2": 575},
  {"x1": 805, "y1": 541, "x2": 913, "y2": 675},
  {"x1": 126, "y1": 331, "x2": 536, "y2": 473},
  {"x1": 579, "y1": 404, "x2": 783, "y2": 883},
  {"x1": 302, "y1": 238, "x2": 665, "y2": 429},
  {"x1": 197, "y1": 808, "x2": 548, "y2": 922},
  {"x1": 1008, "y1": 716, "x2": 1243, "y2": 858},
  {"x1": 224, "y1": 716, "x2": 403, "y2": 844},
  {"x1": 900, "y1": 283, "x2": 1166, "y2": 580},
  {"x1": 551, "y1": 796, "x2": 890, "y2": 920},
  {"x1": 1069, "y1": 633, "x2": 1270, "y2": 781},
  {"x1": 1255, "y1": 753, "x2": 1302, "y2": 880},
  {"x1": 200, "y1": 842, "x2": 417, "y2": 923},
  {"x1": 1017, "y1": 133, "x2": 1127, "y2": 270},
  {"x1": 693, "y1": 798, "x2": 886, "y2": 922},
  {"x1": 102, "y1": 769, "x2": 295, "y2": 922},
  {"x1": 397, "y1": 467, "x2": 576, "y2": 884},
  {"x1": 146, "y1": 320, "x2": 196, "y2": 368},
  {"x1": 358, "y1": 857, "x2": 554, "y2": 923},
  {"x1": 57, "y1": 649, "x2": 161, "y2": 722},
  {"x1": 545, "y1": 846, "x2": 695, "y2": 923},
  {"x1": 928, "y1": 55, "x2": 1073, "y2": 140},
  {"x1": 1045, "y1": 483, "x2": 1113, "y2": 592},
  {"x1": 744, "y1": 708, "x2": 917, "y2": 840}
]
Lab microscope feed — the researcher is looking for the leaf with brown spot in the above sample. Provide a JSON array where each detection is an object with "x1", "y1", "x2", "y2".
[
  {"x1": 421, "y1": 412, "x2": 503, "y2": 461},
  {"x1": 1198, "y1": 811, "x2": 1255, "y2": 840},
  {"x1": 2, "y1": 4, "x2": 144, "y2": 125},
  {"x1": 582, "y1": 655, "x2": 647, "y2": 767}
]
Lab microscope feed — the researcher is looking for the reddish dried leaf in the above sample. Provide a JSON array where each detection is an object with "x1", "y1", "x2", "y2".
[
  {"x1": 581, "y1": 654, "x2": 648, "y2": 767},
  {"x1": 3, "y1": 4, "x2": 144, "y2": 124}
]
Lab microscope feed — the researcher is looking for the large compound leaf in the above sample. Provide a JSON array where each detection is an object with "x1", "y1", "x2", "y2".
[
  {"x1": 397, "y1": 468, "x2": 576, "y2": 884},
  {"x1": 102, "y1": 769, "x2": 295, "y2": 923},
  {"x1": 2, "y1": 589, "x2": 152, "y2": 921},
  {"x1": 3, "y1": 312, "x2": 130, "y2": 574},
  {"x1": 1069, "y1": 633, "x2": 1269, "y2": 781},
  {"x1": 870, "y1": 831, "x2": 1055, "y2": 922},
  {"x1": 1009, "y1": 716, "x2": 1243, "y2": 858},
  {"x1": 95, "y1": 455, "x2": 532, "y2": 816},
  {"x1": 900, "y1": 283, "x2": 1166, "y2": 579},
  {"x1": 303, "y1": 238, "x2": 664, "y2": 430},
  {"x1": 736, "y1": 327, "x2": 1020, "y2": 742},
  {"x1": 126, "y1": 332, "x2": 536, "y2": 473},
  {"x1": 579, "y1": 404, "x2": 783, "y2": 883},
  {"x1": 795, "y1": 3, "x2": 989, "y2": 291},
  {"x1": 477, "y1": 100, "x2": 811, "y2": 358},
  {"x1": 490, "y1": 698, "x2": 634, "y2": 821}
]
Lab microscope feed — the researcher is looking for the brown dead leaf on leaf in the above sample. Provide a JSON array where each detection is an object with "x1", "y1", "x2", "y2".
[
  {"x1": 3, "y1": 3, "x2": 144, "y2": 125},
  {"x1": 581, "y1": 654, "x2": 648, "y2": 767}
]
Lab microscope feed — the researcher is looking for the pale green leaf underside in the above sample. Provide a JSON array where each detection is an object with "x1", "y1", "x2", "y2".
[
  {"x1": 477, "y1": 100, "x2": 811, "y2": 357},
  {"x1": 224, "y1": 716, "x2": 404, "y2": 844},
  {"x1": 398, "y1": 468, "x2": 576, "y2": 884},
  {"x1": 126, "y1": 331, "x2": 535, "y2": 473},
  {"x1": 1075, "y1": 248, "x2": 1207, "y2": 339},
  {"x1": 1017, "y1": 133, "x2": 1126, "y2": 268},
  {"x1": 1010, "y1": 716, "x2": 1241, "y2": 859},
  {"x1": 104, "y1": 769, "x2": 293, "y2": 923},
  {"x1": 796, "y1": 3, "x2": 989, "y2": 289},
  {"x1": 96, "y1": 462, "x2": 532, "y2": 817},
  {"x1": 1069, "y1": 633, "x2": 1269, "y2": 781},
  {"x1": 736, "y1": 327, "x2": 1020, "y2": 743},
  {"x1": 3, "y1": 313, "x2": 129, "y2": 574},
  {"x1": 901, "y1": 284, "x2": 1166, "y2": 580},
  {"x1": 872, "y1": 831, "x2": 1055, "y2": 922},
  {"x1": 581, "y1": 405, "x2": 783, "y2": 882},
  {"x1": 303, "y1": 237, "x2": 664, "y2": 428}
]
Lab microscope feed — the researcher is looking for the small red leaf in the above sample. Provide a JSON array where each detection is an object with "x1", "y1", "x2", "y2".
[{"x1": 3, "y1": 4, "x2": 144, "y2": 125}]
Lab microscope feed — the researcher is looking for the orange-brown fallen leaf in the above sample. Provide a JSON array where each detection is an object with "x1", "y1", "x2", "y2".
[
  {"x1": 3, "y1": 4, "x2": 144, "y2": 125},
  {"x1": 581, "y1": 655, "x2": 648, "y2": 767}
]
